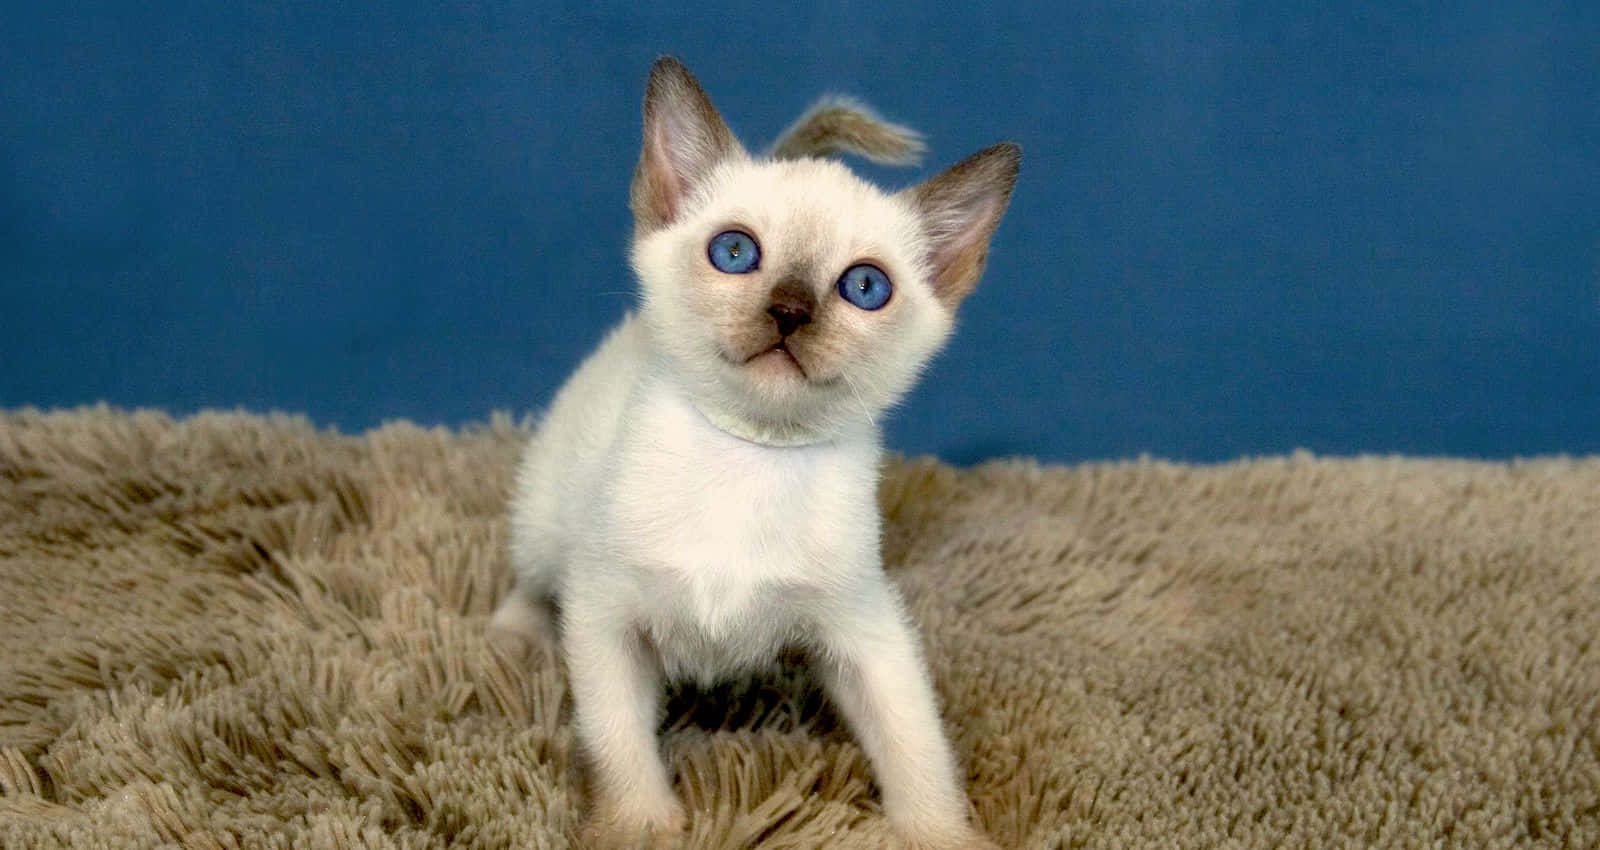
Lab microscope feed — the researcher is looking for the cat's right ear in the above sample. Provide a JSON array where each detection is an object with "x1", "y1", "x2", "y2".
[{"x1": 630, "y1": 57, "x2": 744, "y2": 233}]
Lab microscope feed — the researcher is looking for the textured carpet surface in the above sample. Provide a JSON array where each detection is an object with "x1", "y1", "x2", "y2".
[{"x1": 1, "y1": 407, "x2": 1597, "y2": 849}]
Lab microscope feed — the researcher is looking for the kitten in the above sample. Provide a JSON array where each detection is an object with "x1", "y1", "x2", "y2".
[{"x1": 492, "y1": 57, "x2": 1018, "y2": 849}]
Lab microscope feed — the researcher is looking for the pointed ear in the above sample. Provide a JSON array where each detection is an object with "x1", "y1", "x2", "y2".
[
  {"x1": 899, "y1": 142, "x2": 1021, "y2": 306},
  {"x1": 630, "y1": 57, "x2": 744, "y2": 233}
]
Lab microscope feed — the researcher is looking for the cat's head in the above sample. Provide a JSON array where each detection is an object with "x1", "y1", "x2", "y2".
[{"x1": 629, "y1": 57, "x2": 1019, "y2": 440}]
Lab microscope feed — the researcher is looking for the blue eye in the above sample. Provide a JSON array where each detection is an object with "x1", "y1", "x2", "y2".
[
  {"x1": 708, "y1": 230, "x2": 760, "y2": 274},
  {"x1": 837, "y1": 264, "x2": 892, "y2": 310}
]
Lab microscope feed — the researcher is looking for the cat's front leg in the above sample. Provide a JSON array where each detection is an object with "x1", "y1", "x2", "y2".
[
  {"x1": 563, "y1": 589, "x2": 686, "y2": 848},
  {"x1": 814, "y1": 579, "x2": 996, "y2": 850}
]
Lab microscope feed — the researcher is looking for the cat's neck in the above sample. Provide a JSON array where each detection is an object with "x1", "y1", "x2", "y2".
[
  {"x1": 644, "y1": 363, "x2": 872, "y2": 450},
  {"x1": 687, "y1": 397, "x2": 835, "y2": 448}
]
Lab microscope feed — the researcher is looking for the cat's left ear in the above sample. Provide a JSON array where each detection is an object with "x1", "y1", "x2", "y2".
[
  {"x1": 899, "y1": 142, "x2": 1021, "y2": 307},
  {"x1": 630, "y1": 57, "x2": 745, "y2": 233}
]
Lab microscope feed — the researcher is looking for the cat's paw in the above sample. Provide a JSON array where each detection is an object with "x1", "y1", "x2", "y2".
[
  {"x1": 580, "y1": 794, "x2": 688, "y2": 850},
  {"x1": 892, "y1": 823, "x2": 1004, "y2": 850},
  {"x1": 947, "y1": 833, "x2": 1004, "y2": 850}
]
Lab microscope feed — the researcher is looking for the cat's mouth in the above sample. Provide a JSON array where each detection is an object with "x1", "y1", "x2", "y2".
[
  {"x1": 718, "y1": 339, "x2": 840, "y2": 387},
  {"x1": 743, "y1": 342, "x2": 810, "y2": 380},
  {"x1": 716, "y1": 339, "x2": 822, "y2": 383}
]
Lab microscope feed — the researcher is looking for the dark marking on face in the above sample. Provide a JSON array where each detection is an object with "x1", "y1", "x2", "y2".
[{"x1": 766, "y1": 276, "x2": 816, "y2": 338}]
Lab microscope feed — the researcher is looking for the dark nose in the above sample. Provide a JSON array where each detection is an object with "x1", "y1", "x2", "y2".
[
  {"x1": 767, "y1": 303, "x2": 811, "y2": 337},
  {"x1": 766, "y1": 283, "x2": 815, "y2": 338}
]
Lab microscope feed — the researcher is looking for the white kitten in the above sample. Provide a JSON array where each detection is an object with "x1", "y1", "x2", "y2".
[{"x1": 492, "y1": 57, "x2": 1018, "y2": 849}]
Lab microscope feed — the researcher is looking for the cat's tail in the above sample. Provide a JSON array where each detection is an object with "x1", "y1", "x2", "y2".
[{"x1": 767, "y1": 96, "x2": 925, "y2": 166}]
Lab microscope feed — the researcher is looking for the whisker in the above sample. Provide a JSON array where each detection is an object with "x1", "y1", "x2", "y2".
[{"x1": 840, "y1": 372, "x2": 877, "y2": 431}]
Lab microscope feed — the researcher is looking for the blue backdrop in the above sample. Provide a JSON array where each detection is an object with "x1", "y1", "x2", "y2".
[{"x1": 3, "y1": 2, "x2": 1596, "y2": 463}]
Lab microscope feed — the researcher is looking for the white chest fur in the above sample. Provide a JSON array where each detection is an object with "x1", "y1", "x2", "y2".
[{"x1": 582, "y1": 379, "x2": 881, "y2": 681}]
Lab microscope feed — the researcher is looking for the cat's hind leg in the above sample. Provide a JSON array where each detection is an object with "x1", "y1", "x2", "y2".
[
  {"x1": 488, "y1": 573, "x2": 558, "y2": 660},
  {"x1": 491, "y1": 454, "x2": 563, "y2": 660}
]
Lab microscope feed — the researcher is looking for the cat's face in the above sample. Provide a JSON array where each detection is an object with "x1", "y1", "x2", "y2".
[
  {"x1": 628, "y1": 59, "x2": 1018, "y2": 434},
  {"x1": 633, "y1": 155, "x2": 953, "y2": 431}
]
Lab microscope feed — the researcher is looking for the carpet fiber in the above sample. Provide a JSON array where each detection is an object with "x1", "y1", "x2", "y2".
[{"x1": 2, "y1": 407, "x2": 1597, "y2": 848}]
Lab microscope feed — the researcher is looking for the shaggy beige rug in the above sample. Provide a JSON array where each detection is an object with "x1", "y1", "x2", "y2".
[{"x1": 1, "y1": 407, "x2": 1597, "y2": 849}]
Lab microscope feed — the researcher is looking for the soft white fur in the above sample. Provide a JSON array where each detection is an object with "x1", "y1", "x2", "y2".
[{"x1": 493, "y1": 61, "x2": 1006, "y2": 849}]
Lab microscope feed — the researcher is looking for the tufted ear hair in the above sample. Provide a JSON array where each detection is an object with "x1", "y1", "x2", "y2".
[
  {"x1": 899, "y1": 142, "x2": 1021, "y2": 306},
  {"x1": 630, "y1": 57, "x2": 745, "y2": 233}
]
